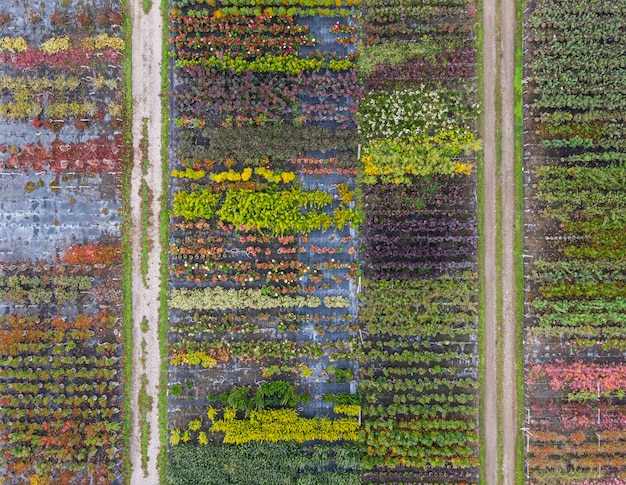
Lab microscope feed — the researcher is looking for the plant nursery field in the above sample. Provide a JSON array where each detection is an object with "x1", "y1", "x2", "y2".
[
  {"x1": 8, "y1": 0, "x2": 626, "y2": 482},
  {"x1": 0, "y1": 0, "x2": 126, "y2": 483},
  {"x1": 165, "y1": 0, "x2": 480, "y2": 484},
  {"x1": 523, "y1": 0, "x2": 626, "y2": 483}
]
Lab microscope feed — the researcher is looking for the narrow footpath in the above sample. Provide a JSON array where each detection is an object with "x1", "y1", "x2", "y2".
[
  {"x1": 482, "y1": 0, "x2": 519, "y2": 482},
  {"x1": 128, "y1": 0, "x2": 164, "y2": 483}
]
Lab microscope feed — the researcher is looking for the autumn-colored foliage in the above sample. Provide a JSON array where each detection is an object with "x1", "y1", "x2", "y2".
[{"x1": 60, "y1": 242, "x2": 121, "y2": 266}]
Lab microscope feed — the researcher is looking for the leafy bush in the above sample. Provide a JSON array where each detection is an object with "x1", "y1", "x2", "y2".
[{"x1": 167, "y1": 443, "x2": 362, "y2": 485}]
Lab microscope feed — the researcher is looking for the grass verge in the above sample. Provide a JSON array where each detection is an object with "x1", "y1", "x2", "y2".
[
  {"x1": 158, "y1": 0, "x2": 171, "y2": 479},
  {"x1": 495, "y1": 128, "x2": 504, "y2": 485},
  {"x1": 120, "y1": 0, "x2": 133, "y2": 481},
  {"x1": 514, "y1": 0, "x2": 525, "y2": 480},
  {"x1": 475, "y1": 6, "x2": 486, "y2": 485}
]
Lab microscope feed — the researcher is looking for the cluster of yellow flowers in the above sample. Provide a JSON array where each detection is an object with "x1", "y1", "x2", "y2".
[
  {"x1": 454, "y1": 161, "x2": 473, "y2": 176},
  {"x1": 256, "y1": 166, "x2": 297, "y2": 184},
  {"x1": 362, "y1": 154, "x2": 379, "y2": 176}
]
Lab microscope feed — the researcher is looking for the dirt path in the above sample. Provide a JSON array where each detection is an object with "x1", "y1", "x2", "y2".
[
  {"x1": 482, "y1": 0, "x2": 518, "y2": 482},
  {"x1": 128, "y1": 0, "x2": 164, "y2": 483},
  {"x1": 499, "y1": 0, "x2": 519, "y2": 482}
]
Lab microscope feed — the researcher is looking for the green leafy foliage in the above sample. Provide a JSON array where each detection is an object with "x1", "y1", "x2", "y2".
[
  {"x1": 217, "y1": 188, "x2": 333, "y2": 235},
  {"x1": 361, "y1": 131, "x2": 479, "y2": 184},
  {"x1": 178, "y1": 125, "x2": 356, "y2": 163},
  {"x1": 167, "y1": 442, "x2": 361, "y2": 485},
  {"x1": 172, "y1": 189, "x2": 218, "y2": 221},
  {"x1": 169, "y1": 286, "x2": 321, "y2": 311},
  {"x1": 219, "y1": 381, "x2": 300, "y2": 417}
]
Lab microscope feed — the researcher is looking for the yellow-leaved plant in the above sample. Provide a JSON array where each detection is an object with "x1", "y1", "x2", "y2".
[
  {"x1": 41, "y1": 36, "x2": 70, "y2": 55},
  {"x1": 208, "y1": 407, "x2": 360, "y2": 444},
  {"x1": 0, "y1": 37, "x2": 28, "y2": 53},
  {"x1": 333, "y1": 404, "x2": 361, "y2": 417}
]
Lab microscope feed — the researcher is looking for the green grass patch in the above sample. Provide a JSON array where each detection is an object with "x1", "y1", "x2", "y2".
[
  {"x1": 140, "y1": 179, "x2": 153, "y2": 285},
  {"x1": 120, "y1": 0, "x2": 133, "y2": 480},
  {"x1": 141, "y1": 118, "x2": 149, "y2": 176},
  {"x1": 514, "y1": 0, "x2": 525, "y2": 480},
  {"x1": 141, "y1": 316, "x2": 149, "y2": 333},
  {"x1": 495, "y1": 127, "x2": 504, "y2": 484},
  {"x1": 139, "y1": 373, "x2": 154, "y2": 476},
  {"x1": 140, "y1": 117, "x2": 151, "y2": 285},
  {"x1": 142, "y1": 0, "x2": 153, "y2": 14}
]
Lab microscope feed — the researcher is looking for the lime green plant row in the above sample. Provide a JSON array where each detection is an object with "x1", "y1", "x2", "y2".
[
  {"x1": 170, "y1": 286, "x2": 352, "y2": 310},
  {"x1": 175, "y1": 53, "x2": 353, "y2": 75},
  {"x1": 211, "y1": 167, "x2": 297, "y2": 184},
  {"x1": 172, "y1": 188, "x2": 219, "y2": 221},
  {"x1": 357, "y1": 40, "x2": 467, "y2": 77},
  {"x1": 169, "y1": 335, "x2": 358, "y2": 368},
  {"x1": 361, "y1": 131, "x2": 478, "y2": 184},
  {"x1": 173, "y1": 187, "x2": 362, "y2": 235},
  {"x1": 0, "y1": 101, "x2": 105, "y2": 121},
  {"x1": 0, "y1": 74, "x2": 118, "y2": 94}
]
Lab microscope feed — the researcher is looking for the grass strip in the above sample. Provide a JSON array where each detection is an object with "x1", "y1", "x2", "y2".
[
  {"x1": 493, "y1": 3, "x2": 505, "y2": 481},
  {"x1": 120, "y1": 0, "x2": 133, "y2": 481},
  {"x1": 514, "y1": 0, "x2": 525, "y2": 480},
  {"x1": 475, "y1": 6, "x2": 487, "y2": 484},
  {"x1": 158, "y1": 0, "x2": 171, "y2": 479},
  {"x1": 141, "y1": 118, "x2": 149, "y2": 176},
  {"x1": 141, "y1": 179, "x2": 153, "y2": 285}
]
